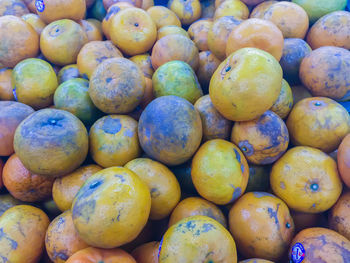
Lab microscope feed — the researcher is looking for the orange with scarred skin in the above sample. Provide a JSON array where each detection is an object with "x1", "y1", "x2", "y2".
[
  {"x1": 329, "y1": 191, "x2": 350, "y2": 240},
  {"x1": 168, "y1": 0, "x2": 201, "y2": 26},
  {"x1": 188, "y1": 19, "x2": 212, "y2": 51},
  {"x1": 157, "y1": 25, "x2": 189, "y2": 40},
  {"x1": 103, "y1": 0, "x2": 141, "y2": 9},
  {"x1": 141, "y1": 0, "x2": 153, "y2": 9},
  {"x1": 0, "y1": 68, "x2": 14, "y2": 101},
  {"x1": 196, "y1": 51, "x2": 221, "y2": 91},
  {"x1": 79, "y1": 20, "x2": 103, "y2": 42},
  {"x1": 270, "y1": 79, "x2": 293, "y2": 119},
  {"x1": 130, "y1": 54, "x2": 154, "y2": 79},
  {"x1": 250, "y1": 0, "x2": 277, "y2": 18},
  {"x1": 66, "y1": 247, "x2": 136, "y2": 263},
  {"x1": 0, "y1": 0, "x2": 29, "y2": 16},
  {"x1": 147, "y1": 6, "x2": 181, "y2": 29},
  {"x1": 22, "y1": 13, "x2": 46, "y2": 35},
  {"x1": 338, "y1": 135, "x2": 350, "y2": 187},
  {"x1": 132, "y1": 241, "x2": 159, "y2": 263},
  {"x1": 214, "y1": 0, "x2": 249, "y2": 20}
]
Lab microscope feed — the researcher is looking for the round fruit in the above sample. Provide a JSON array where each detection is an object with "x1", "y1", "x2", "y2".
[
  {"x1": 192, "y1": 139, "x2": 249, "y2": 205},
  {"x1": 0, "y1": 101, "x2": 34, "y2": 156},
  {"x1": 159, "y1": 215, "x2": 237, "y2": 263},
  {"x1": 151, "y1": 34, "x2": 199, "y2": 70},
  {"x1": 245, "y1": 165, "x2": 270, "y2": 192},
  {"x1": 23, "y1": 0, "x2": 36, "y2": 12},
  {"x1": 147, "y1": 6, "x2": 181, "y2": 29},
  {"x1": 286, "y1": 97, "x2": 350, "y2": 153},
  {"x1": 66, "y1": 247, "x2": 136, "y2": 263},
  {"x1": 338, "y1": 134, "x2": 350, "y2": 187},
  {"x1": 132, "y1": 241, "x2": 159, "y2": 263},
  {"x1": 209, "y1": 48, "x2": 283, "y2": 121},
  {"x1": 300, "y1": 46, "x2": 350, "y2": 101},
  {"x1": 140, "y1": 78, "x2": 154, "y2": 109},
  {"x1": 40, "y1": 19, "x2": 88, "y2": 66},
  {"x1": 0, "y1": 0, "x2": 29, "y2": 16},
  {"x1": 226, "y1": 18, "x2": 284, "y2": 61},
  {"x1": 57, "y1": 64, "x2": 82, "y2": 84},
  {"x1": 35, "y1": 0, "x2": 86, "y2": 24},
  {"x1": 103, "y1": 0, "x2": 140, "y2": 9},
  {"x1": 0, "y1": 194, "x2": 23, "y2": 216},
  {"x1": 307, "y1": 11, "x2": 350, "y2": 50},
  {"x1": 130, "y1": 54, "x2": 154, "y2": 79},
  {"x1": 52, "y1": 165, "x2": 102, "y2": 212},
  {"x1": 194, "y1": 95, "x2": 232, "y2": 141},
  {"x1": 188, "y1": 19, "x2": 212, "y2": 51},
  {"x1": 0, "y1": 159, "x2": 3, "y2": 189},
  {"x1": 288, "y1": 227, "x2": 350, "y2": 262},
  {"x1": 21, "y1": 13, "x2": 46, "y2": 34},
  {"x1": 229, "y1": 192, "x2": 294, "y2": 261},
  {"x1": 79, "y1": 19, "x2": 103, "y2": 42},
  {"x1": 12, "y1": 58, "x2": 58, "y2": 109},
  {"x1": 196, "y1": 51, "x2": 221, "y2": 92},
  {"x1": 169, "y1": 197, "x2": 227, "y2": 227},
  {"x1": 329, "y1": 191, "x2": 350, "y2": 240},
  {"x1": 152, "y1": 60, "x2": 203, "y2": 104},
  {"x1": 270, "y1": 146, "x2": 343, "y2": 213},
  {"x1": 14, "y1": 109, "x2": 89, "y2": 177},
  {"x1": 138, "y1": 96, "x2": 202, "y2": 166},
  {"x1": 270, "y1": 79, "x2": 293, "y2": 119},
  {"x1": 89, "y1": 57, "x2": 145, "y2": 114},
  {"x1": 214, "y1": 0, "x2": 249, "y2": 20},
  {"x1": 110, "y1": 8, "x2": 157, "y2": 56},
  {"x1": 46, "y1": 211, "x2": 88, "y2": 263},
  {"x1": 3, "y1": 154, "x2": 54, "y2": 202},
  {"x1": 0, "y1": 205, "x2": 50, "y2": 263},
  {"x1": 168, "y1": 0, "x2": 201, "y2": 26},
  {"x1": 291, "y1": 85, "x2": 312, "y2": 104},
  {"x1": 231, "y1": 110, "x2": 289, "y2": 165},
  {"x1": 250, "y1": 0, "x2": 277, "y2": 18},
  {"x1": 72, "y1": 167, "x2": 151, "y2": 248},
  {"x1": 157, "y1": 25, "x2": 189, "y2": 40},
  {"x1": 0, "y1": 15, "x2": 39, "y2": 68},
  {"x1": 125, "y1": 158, "x2": 181, "y2": 220},
  {"x1": 0, "y1": 68, "x2": 14, "y2": 100}
]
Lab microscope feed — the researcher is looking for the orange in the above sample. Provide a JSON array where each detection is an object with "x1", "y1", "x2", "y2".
[
  {"x1": 79, "y1": 19, "x2": 103, "y2": 42},
  {"x1": 66, "y1": 247, "x2": 136, "y2": 263},
  {"x1": 57, "y1": 64, "x2": 82, "y2": 84},
  {"x1": 229, "y1": 192, "x2": 294, "y2": 261},
  {"x1": 129, "y1": 54, "x2": 154, "y2": 79},
  {"x1": 12, "y1": 58, "x2": 58, "y2": 109},
  {"x1": 87, "y1": 18, "x2": 103, "y2": 31},
  {"x1": 23, "y1": 0, "x2": 36, "y2": 12},
  {"x1": 3, "y1": 154, "x2": 54, "y2": 202},
  {"x1": 0, "y1": 68, "x2": 14, "y2": 100},
  {"x1": 288, "y1": 227, "x2": 350, "y2": 262},
  {"x1": 147, "y1": 6, "x2": 181, "y2": 29},
  {"x1": 338, "y1": 134, "x2": 350, "y2": 187},
  {"x1": 0, "y1": 194, "x2": 24, "y2": 216},
  {"x1": 0, "y1": 205, "x2": 50, "y2": 263},
  {"x1": 291, "y1": 210, "x2": 322, "y2": 233},
  {"x1": 291, "y1": 85, "x2": 312, "y2": 104},
  {"x1": 209, "y1": 48, "x2": 283, "y2": 121},
  {"x1": 200, "y1": 0, "x2": 215, "y2": 19},
  {"x1": 89, "y1": 115, "x2": 141, "y2": 167},
  {"x1": 214, "y1": 0, "x2": 249, "y2": 20},
  {"x1": 77, "y1": 40, "x2": 123, "y2": 79},
  {"x1": 271, "y1": 146, "x2": 342, "y2": 213},
  {"x1": 250, "y1": 0, "x2": 277, "y2": 18},
  {"x1": 0, "y1": 101, "x2": 34, "y2": 156},
  {"x1": 192, "y1": 139, "x2": 249, "y2": 205},
  {"x1": 196, "y1": 51, "x2": 221, "y2": 92},
  {"x1": 0, "y1": 0, "x2": 29, "y2": 16},
  {"x1": 262, "y1": 1, "x2": 309, "y2": 39},
  {"x1": 139, "y1": 77, "x2": 154, "y2": 109},
  {"x1": 35, "y1": 0, "x2": 86, "y2": 24},
  {"x1": 188, "y1": 19, "x2": 212, "y2": 51},
  {"x1": 89, "y1": 58, "x2": 145, "y2": 114},
  {"x1": 270, "y1": 79, "x2": 293, "y2": 119},
  {"x1": 110, "y1": 8, "x2": 157, "y2": 56},
  {"x1": 194, "y1": 95, "x2": 232, "y2": 141},
  {"x1": 21, "y1": 13, "x2": 46, "y2": 34},
  {"x1": 72, "y1": 167, "x2": 151, "y2": 248},
  {"x1": 207, "y1": 16, "x2": 242, "y2": 61},
  {"x1": 307, "y1": 11, "x2": 350, "y2": 50},
  {"x1": 168, "y1": 0, "x2": 201, "y2": 26},
  {"x1": 14, "y1": 109, "x2": 89, "y2": 177},
  {"x1": 329, "y1": 191, "x2": 350, "y2": 240},
  {"x1": 159, "y1": 215, "x2": 237, "y2": 263},
  {"x1": 138, "y1": 96, "x2": 202, "y2": 166},
  {"x1": 125, "y1": 158, "x2": 181, "y2": 220},
  {"x1": 0, "y1": 159, "x2": 3, "y2": 189},
  {"x1": 151, "y1": 34, "x2": 199, "y2": 70},
  {"x1": 121, "y1": 220, "x2": 154, "y2": 252},
  {"x1": 52, "y1": 165, "x2": 103, "y2": 212},
  {"x1": 157, "y1": 25, "x2": 189, "y2": 40},
  {"x1": 231, "y1": 110, "x2": 289, "y2": 165},
  {"x1": 168, "y1": 196, "x2": 227, "y2": 227},
  {"x1": 226, "y1": 18, "x2": 284, "y2": 61},
  {"x1": 0, "y1": 15, "x2": 39, "y2": 68},
  {"x1": 287, "y1": 97, "x2": 350, "y2": 153},
  {"x1": 141, "y1": 0, "x2": 153, "y2": 9},
  {"x1": 299, "y1": 46, "x2": 350, "y2": 101},
  {"x1": 103, "y1": 0, "x2": 141, "y2": 9},
  {"x1": 132, "y1": 241, "x2": 159, "y2": 263},
  {"x1": 45, "y1": 211, "x2": 89, "y2": 263}
]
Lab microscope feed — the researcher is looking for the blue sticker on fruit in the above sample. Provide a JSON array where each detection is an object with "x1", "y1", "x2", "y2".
[
  {"x1": 158, "y1": 237, "x2": 163, "y2": 260},
  {"x1": 35, "y1": 0, "x2": 45, "y2": 12},
  {"x1": 13, "y1": 86, "x2": 18, "y2": 101},
  {"x1": 291, "y1": 242, "x2": 305, "y2": 263}
]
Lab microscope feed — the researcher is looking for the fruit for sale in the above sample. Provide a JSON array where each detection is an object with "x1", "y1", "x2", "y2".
[
  {"x1": 329, "y1": 191, "x2": 350, "y2": 240},
  {"x1": 147, "y1": 6, "x2": 181, "y2": 29},
  {"x1": 250, "y1": 1, "x2": 277, "y2": 18},
  {"x1": 338, "y1": 134, "x2": 350, "y2": 187},
  {"x1": 187, "y1": 19, "x2": 212, "y2": 51},
  {"x1": 79, "y1": 19, "x2": 103, "y2": 42},
  {"x1": 21, "y1": 13, "x2": 46, "y2": 34},
  {"x1": 57, "y1": 64, "x2": 82, "y2": 84},
  {"x1": 0, "y1": 194, "x2": 23, "y2": 216},
  {"x1": 157, "y1": 25, "x2": 189, "y2": 40},
  {"x1": 132, "y1": 241, "x2": 159, "y2": 263},
  {"x1": 168, "y1": 0, "x2": 201, "y2": 26},
  {"x1": 196, "y1": 51, "x2": 221, "y2": 92},
  {"x1": 0, "y1": 68, "x2": 14, "y2": 101},
  {"x1": 130, "y1": 54, "x2": 154, "y2": 79},
  {"x1": 66, "y1": 247, "x2": 136, "y2": 263},
  {"x1": 214, "y1": 0, "x2": 249, "y2": 20},
  {"x1": 0, "y1": 0, "x2": 29, "y2": 16},
  {"x1": 270, "y1": 79, "x2": 293, "y2": 119}
]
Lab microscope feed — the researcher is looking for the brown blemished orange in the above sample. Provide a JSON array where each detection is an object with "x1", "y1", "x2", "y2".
[
  {"x1": 0, "y1": 68, "x2": 14, "y2": 101},
  {"x1": 157, "y1": 25, "x2": 189, "y2": 40},
  {"x1": 21, "y1": 13, "x2": 46, "y2": 35},
  {"x1": 270, "y1": 79, "x2": 294, "y2": 119},
  {"x1": 214, "y1": 0, "x2": 249, "y2": 20},
  {"x1": 130, "y1": 54, "x2": 154, "y2": 79},
  {"x1": 147, "y1": 6, "x2": 181, "y2": 29},
  {"x1": 338, "y1": 134, "x2": 350, "y2": 187},
  {"x1": 329, "y1": 191, "x2": 350, "y2": 240},
  {"x1": 140, "y1": 78, "x2": 154, "y2": 109},
  {"x1": 188, "y1": 19, "x2": 212, "y2": 51},
  {"x1": 103, "y1": 0, "x2": 141, "y2": 9},
  {"x1": 168, "y1": 0, "x2": 201, "y2": 26},
  {"x1": 79, "y1": 19, "x2": 103, "y2": 42},
  {"x1": 226, "y1": 18, "x2": 284, "y2": 61},
  {"x1": 196, "y1": 51, "x2": 221, "y2": 90},
  {"x1": 66, "y1": 247, "x2": 136, "y2": 263},
  {"x1": 132, "y1": 241, "x2": 159, "y2": 263},
  {"x1": 0, "y1": 0, "x2": 29, "y2": 16},
  {"x1": 250, "y1": 0, "x2": 277, "y2": 18},
  {"x1": 229, "y1": 192, "x2": 294, "y2": 261}
]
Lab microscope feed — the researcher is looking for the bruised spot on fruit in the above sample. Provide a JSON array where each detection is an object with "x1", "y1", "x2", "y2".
[
  {"x1": 72, "y1": 199, "x2": 96, "y2": 223},
  {"x1": 202, "y1": 223, "x2": 216, "y2": 233},
  {"x1": 253, "y1": 192, "x2": 274, "y2": 198},
  {"x1": 234, "y1": 148, "x2": 241, "y2": 163},
  {"x1": 49, "y1": 25, "x2": 62, "y2": 37},
  {"x1": 114, "y1": 174, "x2": 125, "y2": 182},
  {"x1": 238, "y1": 140, "x2": 254, "y2": 156},
  {"x1": 0, "y1": 228, "x2": 18, "y2": 250},
  {"x1": 105, "y1": 6, "x2": 121, "y2": 21},
  {"x1": 123, "y1": 129, "x2": 134, "y2": 138},
  {"x1": 267, "y1": 204, "x2": 280, "y2": 229},
  {"x1": 150, "y1": 188, "x2": 160, "y2": 198},
  {"x1": 102, "y1": 116, "x2": 122, "y2": 134},
  {"x1": 230, "y1": 186, "x2": 242, "y2": 202},
  {"x1": 280, "y1": 181, "x2": 286, "y2": 189},
  {"x1": 4, "y1": 2, "x2": 27, "y2": 15},
  {"x1": 52, "y1": 250, "x2": 69, "y2": 261}
]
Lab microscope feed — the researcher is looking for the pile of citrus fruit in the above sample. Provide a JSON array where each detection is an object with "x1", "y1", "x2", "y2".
[{"x1": 0, "y1": 0, "x2": 350, "y2": 262}]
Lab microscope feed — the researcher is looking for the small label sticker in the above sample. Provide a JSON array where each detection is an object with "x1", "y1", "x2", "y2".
[
  {"x1": 12, "y1": 86, "x2": 18, "y2": 101},
  {"x1": 35, "y1": 0, "x2": 45, "y2": 12},
  {"x1": 291, "y1": 242, "x2": 305, "y2": 263}
]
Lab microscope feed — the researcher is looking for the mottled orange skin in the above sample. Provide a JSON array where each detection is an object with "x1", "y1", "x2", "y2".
[
  {"x1": 307, "y1": 11, "x2": 350, "y2": 50},
  {"x1": 157, "y1": 25, "x2": 189, "y2": 40},
  {"x1": 194, "y1": 95, "x2": 232, "y2": 141},
  {"x1": 291, "y1": 85, "x2": 312, "y2": 104},
  {"x1": 23, "y1": 0, "x2": 36, "y2": 12},
  {"x1": 0, "y1": 194, "x2": 24, "y2": 216},
  {"x1": 0, "y1": 15, "x2": 39, "y2": 68},
  {"x1": 231, "y1": 110, "x2": 289, "y2": 165},
  {"x1": 271, "y1": 146, "x2": 343, "y2": 213},
  {"x1": 263, "y1": 1, "x2": 309, "y2": 39},
  {"x1": 77, "y1": 41, "x2": 123, "y2": 79},
  {"x1": 57, "y1": 64, "x2": 82, "y2": 84},
  {"x1": 168, "y1": 0, "x2": 201, "y2": 26},
  {"x1": 46, "y1": 211, "x2": 89, "y2": 263},
  {"x1": 147, "y1": 6, "x2": 181, "y2": 29},
  {"x1": 0, "y1": 101, "x2": 34, "y2": 156},
  {"x1": 3, "y1": 154, "x2": 54, "y2": 202},
  {"x1": 40, "y1": 19, "x2": 88, "y2": 66},
  {"x1": 141, "y1": 78, "x2": 154, "y2": 108},
  {"x1": 200, "y1": 0, "x2": 215, "y2": 19},
  {"x1": 214, "y1": 0, "x2": 249, "y2": 20},
  {"x1": 188, "y1": 19, "x2": 212, "y2": 51},
  {"x1": 0, "y1": 0, "x2": 29, "y2": 16},
  {"x1": 229, "y1": 192, "x2": 294, "y2": 261},
  {"x1": 250, "y1": 1, "x2": 277, "y2": 18},
  {"x1": 0, "y1": 68, "x2": 14, "y2": 100},
  {"x1": 338, "y1": 135, "x2": 350, "y2": 187},
  {"x1": 52, "y1": 165, "x2": 102, "y2": 212},
  {"x1": 226, "y1": 18, "x2": 284, "y2": 61},
  {"x1": 132, "y1": 241, "x2": 159, "y2": 263},
  {"x1": 151, "y1": 34, "x2": 199, "y2": 70},
  {"x1": 89, "y1": 58, "x2": 145, "y2": 114},
  {"x1": 270, "y1": 79, "x2": 293, "y2": 119},
  {"x1": 130, "y1": 54, "x2": 154, "y2": 79},
  {"x1": 104, "y1": 0, "x2": 141, "y2": 9},
  {"x1": 289, "y1": 227, "x2": 350, "y2": 263},
  {"x1": 35, "y1": 0, "x2": 86, "y2": 24},
  {"x1": 169, "y1": 197, "x2": 227, "y2": 227},
  {"x1": 13, "y1": 109, "x2": 89, "y2": 177},
  {"x1": 287, "y1": 97, "x2": 350, "y2": 153},
  {"x1": 22, "y1": 13, "x2": 46, "y2": 35},
  {"x1": 0, "y1": 205, "x2": 50, "y2": 263},
  {"x1": 79, "y1": 20, "x2": 103, "y2": 42},
  {"x1": 196, "y1": 51, "x2": 221, "y2": 91},
  {"x1": 66, "y1": 247, "x2": 137, "y2": 263},
  {"x1": 299, "y1": 46, "x2": 350, "y2": 101},
  {"x1": 207, "y1": 16, "x2": 242, "y2": 61},
  {"x1": 141, "y1": 0, "x2": 153, "y2": 9},
  {"x1": 329, "y1": 191, "x2": 350, "y2": 240},
  {"x1": 291, "y1": 211, "x2": 322, "y2": 233}
]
